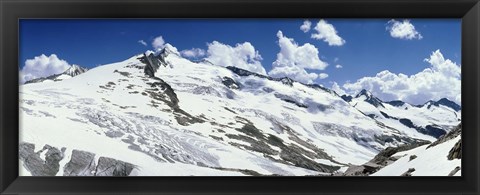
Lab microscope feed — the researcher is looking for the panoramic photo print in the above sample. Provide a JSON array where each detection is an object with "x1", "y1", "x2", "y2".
[{"x1": 19, "y1": 19, "x2": 461, "y2": 176}]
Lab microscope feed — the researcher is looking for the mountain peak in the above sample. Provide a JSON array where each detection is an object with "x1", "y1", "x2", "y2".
[
  {"x1": 160, "y1": 44, "x2": 180, "y2": 56},
  {"x1": 435, "y1": 98, "x2": 461, "y2": 112},
  {"x1": 355, "y1": 89, "x2": 371, "y2": 98},
  {"x1": 417, "y1": 98, "x2": 461, "y2": 112},
  {"x1": 64, "y1": 65, "x2": 88, "y2": 77},
  {"x1": 355, "y1": 89, "x2": 385, "y2": 108}
]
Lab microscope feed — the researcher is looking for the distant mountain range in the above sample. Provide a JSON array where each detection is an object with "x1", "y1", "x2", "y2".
[{"x1": 24, "y1": 65, "x2": 88, "y2": 84}]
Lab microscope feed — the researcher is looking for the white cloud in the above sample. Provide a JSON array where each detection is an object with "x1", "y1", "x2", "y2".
[
  {"x1": 300, "y1": 20, "x2": 312, "y2": 33},
  {"x1": 268, "y1": 31, "x2": 328, "y2": 84},
  {"x1": 311, "y1": 19, "x2": 345, "y2": 46},
  {"x1": 318, "y1": 73, "x2": 329, "y2": 79},
  {"x1": 269, "y1": 65, "x2": 319, "y2": 84},
  {"x1": 180, "y1": 48, "x2": 206, "y2": 58},
  {"x1": 205, "y1": 41, "x2": 266, "y2": 75},
  {"x1": 19, "y1": 54, "x2": 71, "y2": 83},
  {"x1": 138, "y1": 40, "x2": 147, "y2": 46},
  {"x1": 335, "y1": 64, "x2": 343, "y2": 69},
  {"x1": 152, "y1": 36, "x2": 166, "y2": 50},
  {"x1": 334, "y1": 57, "x2": 339, "y2": 62},
  {"x1": 342, "y1": 50, "x2": 460, "y2": 105},
  {"x1": 386, "y1": 19, "x2": 423, "y2": 40},
  {"x1": 331, "y1": 82, "x2": 346, "y2": 95}
]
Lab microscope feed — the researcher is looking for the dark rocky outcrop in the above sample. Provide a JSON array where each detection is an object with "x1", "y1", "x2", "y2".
[
  {"x1": 399, "y1": 118, "x2": 446, "y2": 138},
  {"x1": 222, "y1": 76, "x2": 242, "y2": 89},
  {"x1": 274, "y1": 93, "x2": 308, "y2": 108},
  {"x1": 417, "y1": 98, "x2": 461, "y2": 112},
  {"x1": 95, "y1": 157, "x2": 135, "y2": 176},
  {"x1": 63, "y1": 150, "x2": 96, "y2": 176},
  {"x1": 342, "y1": 140, "x2": 430, "y2": 176},
  {"x1": 385, "y1": 100, "x2": 406, "y2": 107},
  {"x1": 341, "y1": 95, "x2": 353, "y2": 102},
  {"x1": 400, "y1": 168, "x2": 415, "y2": 176},
  {"x1": 226, "y1": 66, "x2": 268, "y2": 79},
  {"x1": 138, "y1": 49, "x2": 173, "y2": 77},
  {"x1": 409, "y1": 155, "x2": 417, "y2": 161},
  {"x1": 434, "y1": 98, "x2": 461, "y2": 112},
  {"x1": 19, "y1": 143, "x2": 65, "y2": 176},
  {"x1": 448, "y1": 166, "x2": 461, "y2": 176},
  {"x1": 226, "y1": 118, "x2": 340, "y2": 173},
  {"x1": 428, "y1": 123, "x2": 461, "y2": 149},
  {"x1": 447, "y1": 139, "x2": 462, "y2": 160},
  {"x1": 355, "y1": 89, "x2": 385, "y2": 108},
  {"x1": 20, "y1": 142, "x2": 137, "y2": 176}
]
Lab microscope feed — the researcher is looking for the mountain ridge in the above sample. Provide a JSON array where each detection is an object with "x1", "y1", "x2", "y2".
[
  {"x1": 18, "y1": 47, "x2": 461, "y2": 176},
  {"x1": 24, "y1": 65, "x2": 88, "y2": 84}
]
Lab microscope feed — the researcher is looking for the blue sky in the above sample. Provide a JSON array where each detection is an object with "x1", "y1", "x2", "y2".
[{"x1": 19, "y1": 19, "x2": 461, "y2": 105}]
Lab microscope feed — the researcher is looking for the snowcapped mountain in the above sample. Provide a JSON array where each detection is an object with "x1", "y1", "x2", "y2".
[
  {"x1": 24, "y1": 65, "x2": 88, "y2": 84},
  {"x1": 19, "y1": 45, "x2": 459, "y2": 176},
  {"x1": 344, "y1": 89, "x2": 460, "y2": 141}
]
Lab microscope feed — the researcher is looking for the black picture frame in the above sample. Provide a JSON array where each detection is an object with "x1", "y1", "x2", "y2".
[{"x1": 1, "y1": 0, "x2": 479, "y2": 194}]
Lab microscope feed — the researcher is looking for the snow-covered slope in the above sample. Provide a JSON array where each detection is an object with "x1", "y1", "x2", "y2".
[
  {"x1": 344, "y1": 90, "x2": 460, "y2": 141},
  {"x1": 24, "y1": 65, "x2": 88, "y2": 84},
  {"x1": 372, "y1": 124, "x2": 461, "y2": 176},
  {"x1": 19, "y1": 45, "x2": 452, "y2": 176}
]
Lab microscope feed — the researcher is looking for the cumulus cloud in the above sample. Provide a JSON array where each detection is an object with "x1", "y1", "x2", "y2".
[
  {"x1": 342, "y1": 50, "x2": 460, "y2": 105},
  {"x1": 138, "y1": 40, "x2": 147, "y2": 46},
  {"x1": 318, "y1": 73, "x2": 329, "y2": 79},
  {"x1": 335, "y1": 64, "x2": 343, "y2": 69},
  {"x1": 300, "y1": 20, "x2": 312, "y2": 33},
  {"x1": 331, "y1": 82, "x2": 346, "y2": 95},
  {"x1": 19, "y1": 54, "x2": 72, "y2": 83},
  {"x1": 205, "y1": 41, "x2": 266, "y2": 75},
  {"x1": 311, "y1": 19, "x2": 345, "y2": 46},
  {"x1": 268, "y1": 31, "x2": 328, "y2": 84},
  {"x1": 269, "y1": 65, "x2": 319, "y2": 84},
  {"x1": 180, "y1": 48, "x2": 206, "y2": 58},
  {"x1": 152, "y1": 36, "x2": 166, "y2": 50},
  {"x1": 386, "y1": 19, "x2": 423, "y2": 40}
]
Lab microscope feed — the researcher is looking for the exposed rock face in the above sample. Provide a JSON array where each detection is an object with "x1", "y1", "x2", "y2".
[
  {"x1": 341, "y1": 140, "x2": 431, "y2": 176},
  {"x1": 447, "y1": 139, "x2": 462, "y2": 160},
  {"x1": 20, "y1": 142, "x2": 136, "y2": 176},
  {"x1": 434, "y1": 98, "x2": 461, "y2": 112},
  {"x1": 428, "y1": 123, "x2": 462, "y2": 149},
  {"x1": 341, "y1": 95, "x2": 353, "y2": 102},
  {"x1": 418, "y1": 98, "x2": 461, "y2": 112},
  {"x1": 19, "y1": 143, "x2": 65, "y2": 176},
  {"x1": 95, "y1": 157, "x2": 135, "y2": 176},
  {"x1": 400, "y1": 168, "x2": 415, "y2": 176},
  {"x1": 398, "y1": 118, "x2": 446, "y2": 138},
  {"x1": 448, "y1": 166, "x2": 461, "y2": 176},
  {"x1": 63, "y1": 150, "x2": 96, "y2": 176},
  {"x1": 222, "y1": 76, "x2": 241, "y2": 89},
  {"x1": 355, "y1": 89, "x2": 385, "y2": 108},
  {"x1": 385, "y1": 100, "x2": 406, "y2": 107}
]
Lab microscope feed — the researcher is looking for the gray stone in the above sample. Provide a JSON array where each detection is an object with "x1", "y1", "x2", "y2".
[
  {"x1": 448, "y1": 166, "x2": 461, "y2": 176},
  {"x1": 400, "y1": 168, "x2": 415, "y2": 176},
  {"x1": 19, "y1": 143, "x2": 65, "y2": 176},
  {"x1": 63, "y1": 150, "x2": 96, "y2": 176},
  {"x1": 95, "y1": 157, "x2": 135, "y2": 176},
  {"x1": 447, "y1": 139, "x2": 462, "y2": 160}
]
